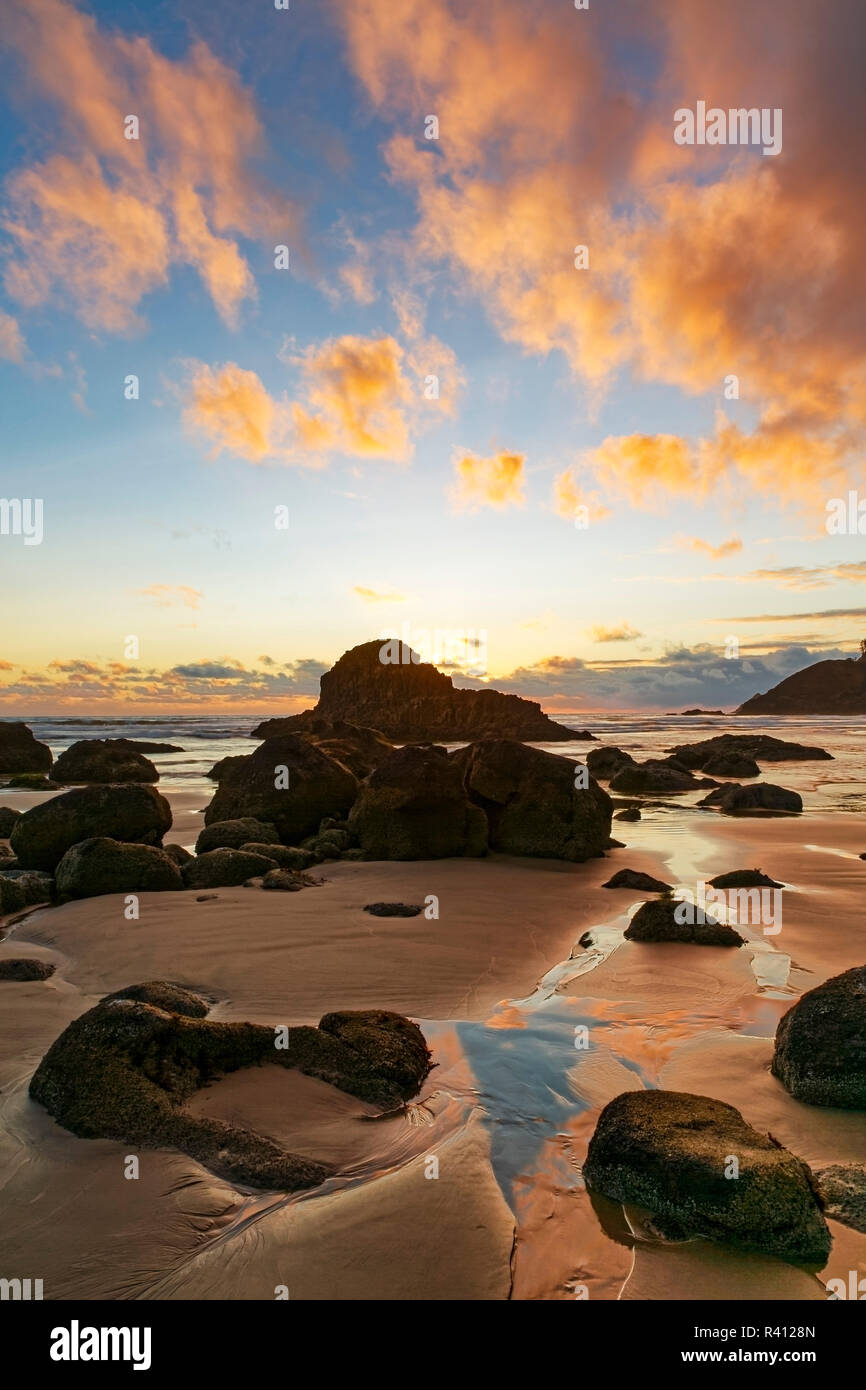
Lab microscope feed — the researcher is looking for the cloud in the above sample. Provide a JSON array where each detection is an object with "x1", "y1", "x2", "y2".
[
  {"x1": 184, "y1": 330, "x2": 449, "y2": 465},
  {"x1": 677, "y1": 534, "x2": 743, "y2": 560},
  {"x1": 2, "y1": 0, "x2": 301, "y2": 332},
  {"x1": 338, "y1": 0, "x2": 866, "y2": 513},
  {"x1": 589, "y1": 624, "x2": 642, "y2": 643},
  {"x1": 184, "y1": 362, "x2": 291, "y2": 464},
  {"x1": 738, "y1": 563, "x2": 866, "y2": 590},
  {"x1": 0, "y1": 310, "x2": 26, "y2": 362},
  {"x1": 137, "y1": 584, "x2": 204, "y2": 609},
  {"x1": 493, "y1": 643, "x2": 847, "y2": 711},
  {"x1": 718, "y1": 607, "x2": 866, "y2": 623},
  {"x1": 170, "y1": 660, "x2": 244, "y2": 679},
  {"x1": 450, "y1": 450, "x2": 525, "y2": 510},
  {"x1": 353, "y1": 586, "x2": 407, "y2": 603}
]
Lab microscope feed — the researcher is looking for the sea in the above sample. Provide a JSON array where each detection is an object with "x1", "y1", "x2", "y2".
[{"x1": 3, "y1": 711, "x2": 866, "y2": 815}]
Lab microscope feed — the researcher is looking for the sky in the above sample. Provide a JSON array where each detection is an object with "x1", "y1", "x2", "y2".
[{"x1": 0, "y1": 0, "x2": 864, "y2": 714}]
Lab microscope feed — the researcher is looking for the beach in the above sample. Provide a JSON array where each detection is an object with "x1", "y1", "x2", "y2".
[{"x1": 2, "y1": 729, "x2": 865, "y2": 1300}]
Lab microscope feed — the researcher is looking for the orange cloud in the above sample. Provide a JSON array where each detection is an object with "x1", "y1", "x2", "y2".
[
  {"x1": 353, "y1": 586, "x2": 407, "y2": 604},
  {"x1": 184, "y1": 362, "x2": 291, "y2": 464},
  {"x1": 185, "y1": 330, "x2": 448, "y2": 466},
  {"x1": 0, "y1": 310, "x2": 26, "y2": 362},
  {"x1": 589, "y1": 624, "x2": 642, "y2": 643},
  {"x1": 137, "y1": 584, "x2": 204, "y2": 609},
  {"x1": 339, "y1": 0, "x2": 866, "y2": 512},
  {"x1": 450, "y1": 450, "x2": 525, "y2": 511},
  {"x1": 676, "y1": 535, "x2": 743, "y2": 561},
  {"x1": 2, "y1": 0, "x2": 300, "y2": 331}
]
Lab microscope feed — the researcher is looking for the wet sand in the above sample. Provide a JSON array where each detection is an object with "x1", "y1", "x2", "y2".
[{"x1": 1, "y1": 804, "x2": 865, "y2": 1300}]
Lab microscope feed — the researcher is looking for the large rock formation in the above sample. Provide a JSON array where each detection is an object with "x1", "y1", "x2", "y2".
[
  {"x1": 583, "y1": 1089, "x2": 830, "y2": 1265},
  {"x1": 0, "y1": 722, "x2": 53, "y2": 774},
  {"x1": 10, "y1": 784, "x2": 172, "y2": 871},
  {"x1": 699, "y1": 782, "x2": 802, "y2": 814},
  {"x1": 772, "y1": 966, "x2": 866, "y2": 1109},
  {"x1": 29, "y1": 983, "x2": 431, "y2": 1190},
  {"x1": 270, "y1": 640, "x2": 581, "y2": 743},
  {"x1": 670, "y1": 733, "x2": 831, "y2": 767},
  {"x1": 248, "y1": 714, "x2": 394, "y2": 778},
  {"x1": 453, "y1": 739, "x2": 611, "y2": 861},
  {"x1": 348, "y1": 745, "x2": 488, "y2": 859},
  {"x1": 52, "y1": 739, "x2": 159, "y2": 784},
  {"x1": 204, "y1": 735, "x2": 358, "y2": 844},
  {"x1": 737, "y1": 652, "x2": 866, "y2": 715}
]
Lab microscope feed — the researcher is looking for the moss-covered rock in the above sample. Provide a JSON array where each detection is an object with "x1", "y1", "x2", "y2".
[
  {"x1": 162, "y1": 843, "x2": 193, "y2": 867},
  {"x1": 624, "y1": 898, "x2": 744, "y2": 946},
  {"x1": 29, "y1": 985, "x2": 431, "y2": 1190},
  {"x1": 349, "y1": 744, "x2": 488, "y2": 860},
  {"x1": 453, "y1": 738, "x2": 611, "y2": 862},
  {"x1": 181, "y1": 848, "x2": 279, "y2": 889},
  {"x1": 772, "y1": 966, "x2": 866, "y2": 1109},
  {"x1": 583, "y1": 1089, "x2": 830, "y2": 1265},
  {"x1": 0, "y1": 876, "x2": 27, "y2": 914},
  {"x1": 10, "y1": 784, "x2": 172, "y2": 871},
  {"x1": 204, "y1": 735, "x2": 358, "y2": 845},
  {"x1": 195, "y1": 819, "x2": 280, "y2": 854},
  {"x1": 239, "y1": 842, "x2": 316, "y2": 871},
  {"x1": 586, "y1": 746, "x2": 636, "y2": 781},
  {"x1": 53, "y1": 739, "x2": 159, "y2": 784},
  {"x1": 0, "y1": 722, "x2": 53, "y2": 774},
  {"x1": 0, "y1": 958, "x2": 55, "y2": 981},
  {"x1": 699, "y1": 782, "x2": 802, "y2": 814},
  {"x1": 55, "y1": 838, "x2": 183, "y2": 900},
  {"x1": 0, "y1": 869, "x2": 54, "y2": 905}
]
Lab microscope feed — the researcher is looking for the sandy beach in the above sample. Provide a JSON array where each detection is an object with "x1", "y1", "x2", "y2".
[{"x1": 2, "y1": 794, "x2": 864, "y2": 1301}]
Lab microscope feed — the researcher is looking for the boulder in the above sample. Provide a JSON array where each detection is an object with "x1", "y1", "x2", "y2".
[
  {"x1": 0, "y1": 877, "x2": 27, "y2": 914},
  {"x1": 240, "y1": 842, "x2": 316, "y2": 871},
  {"x1": 7, "y1": 774, "x2": 59, "y2": 789},
  {"x1": 813, "y1": 1164, "x2": 866, "y2": 1234},
  {"x1": 307, "y1": 639, "x2": 578, "y2": 742},
  {"x1": 250, "y1": 715, "x2": 395, "y2": 779},
  {"x1": 0, "y1": 722, "x2": 53, "y2": 774},
  {"x1": 699, "y1": 782, "x2": 802, "y2": 814},
  {"x1": 583, "y1": 1089, "x2": 830, "y2": 1265},
  {"x1": 349, "y1": 745, "x2": 488, "y2": 860},
  {"x1": 195, "y1": 818, "x2": 280, "y2": 854},
  {"x1": 206, "y1": 754, "x2": 251, "y2": 782},
  {"x1": 0, "y1": 869, "x2": 54, "y2": 904},
  {"x1": 609, "y1": 760, "x2": 710, "y2": 795},
  {"x1": 586, "y1": 746, "x2": 636, "y2": 780},
  {"x1": 453, "y1": 739, "x2": 611, "y2": 862},
  {"x1": 10, "y1": 784, "x2": 172, "y2": 871},
  {"x1": 603, "y1": 869, "x2": 672, "y2": 892},
  {"x1": 700, "y1": 752, "x2": 760, "y2": 778},
  {"x1": 204, "y1": 735, "x2": 357, "y2": 845},
  {"x1": 261, "y1": 869, "x2": 309, "y2": 892},
  {"x1": 162, "y1": 843, "x2": 193, "y2": 867},
  {"x1": 669, "y1": 733, "x2": 831, "y2": 768},
  {"x1": 0, "y1": 958, "x2": 55, "y2": 981},
  {"x1": 624, "y1": 898, "x2": 744, "y2": 946},
  {"x1": 364, "y1": 902, "x2": 424, "y2": 917},
  {"x1": 708, "y1": 868, "x2": 784, "y2": 889},
  {"x1": 771, "y1": 966, "x2": 866, "y2": 1109},
  {"x1": 53, "y1": 739, "x2": 159, "y2": 784},
  {"x1": 29, "y1": 985, "x2": 431, "y2": 1189},
  {"x1": 55, "y1": 839, "x2": 183, "y2": 900},
  {"x1": 614, "y1": 807, "x2": 641, "y2": 822},
  {"x1": 0, "y1": 806, "x2": 21, "y2": 836},
  {"x1": 182, "y1": 848, "x2": 279, "y2": 889},
  {"x1": 110, "y1": 739, "x2": 183, "y2": 754}
]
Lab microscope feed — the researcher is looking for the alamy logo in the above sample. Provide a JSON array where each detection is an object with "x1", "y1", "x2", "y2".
[
  {"x1": 0, "y1": 497, "x2": 43, "y2": 545},
  {"x1": 0, "y1": 1276, "x2": 43, "y2": 1299},
  {"x1": 674, "y1": 102, "x2": 782, "y2": 157},
  {"x1": 826, "y1": 491, "x2": 866, "y2": 535},
  {"x1": 49, "y1": 1320, "x2": 152, "y2": 1371},
  {"x1": 379, "y1": 623, "x2": 488, "y2": 676},
  {"x1": 675, "y1": 882, "x2": 782, "y2": 935}
]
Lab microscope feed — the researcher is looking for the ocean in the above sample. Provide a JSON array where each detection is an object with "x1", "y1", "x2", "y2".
[{"x1": 4, "y1": 711, "x2": 866, "y2": 816}]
